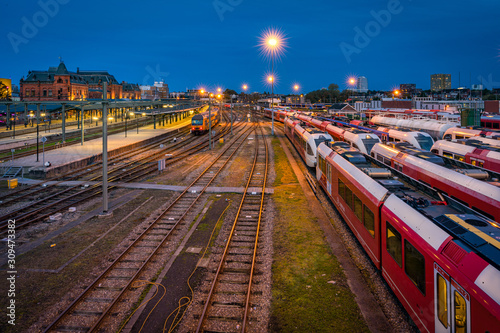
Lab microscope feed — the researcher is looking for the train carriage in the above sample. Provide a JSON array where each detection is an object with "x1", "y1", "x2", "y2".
[
  {"x1": 284, "y1": 117, "x2": 333, "y2": 167},
  {"x1": 370, "y1": 115, "x2": 455, "y2": 140},
  {"x1": 317, "y1": 142, "x2": 384, "y2": 266},
  {"x1": 191, "y1": 108, "x2": 219, "y2": 135},
  {"x1": 431, "y1": 140, "x2": 500, "y2": 173},
  {"x1": 371, "y1": 143, "x2": 500, "y2": 221},
  {"x1": 295, "y1": 114, "x2": 381, "y2": 154}
]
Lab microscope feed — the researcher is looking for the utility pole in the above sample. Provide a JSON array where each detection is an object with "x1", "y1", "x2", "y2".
[{"x1": 102, "y1": 83, "x2": 109, "y2": 213}]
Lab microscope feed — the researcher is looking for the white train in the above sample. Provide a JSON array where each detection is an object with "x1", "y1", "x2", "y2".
[
  {"x1": 377, "y1": 127, "x2": 434, "y2": 150},
  {"x1": 370, "y1": 115, "x2": 455, "y2": 140},
  {"x1": 294, "y1": 114, "x2": 381, "y2": 154},
  {"x1": 284, "y1": 117, "x2": 333, "y2": 167}
]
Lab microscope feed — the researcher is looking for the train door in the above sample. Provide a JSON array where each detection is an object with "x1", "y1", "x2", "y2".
[{"x1": 434, "y1": 263, "x2": 470, "y2": 333}]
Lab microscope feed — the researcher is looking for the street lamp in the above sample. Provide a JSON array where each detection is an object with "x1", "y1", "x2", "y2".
[
  {"x1": 348, "y1": 77, "x2": 357, "y2": 102},
  {"x1": 259, "y1": 28, "x2": 287, "y2": 135},
  {"x1": 293, "y1": 84, "x2": 300, "y2": 105}
]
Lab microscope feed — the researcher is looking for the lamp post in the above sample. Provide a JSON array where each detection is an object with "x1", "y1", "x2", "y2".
[
  {"x1": 217, "y1": 87, "x2": 222, "y2": 124},
  {"x1": 259, "y1": 29, "x2": 286, "y2": 135},
  {"x1": 349, "y1": 77, "x2": 356, "y2": 102},
  {"x1": 125, "y1": 114, "x2": 128, "y2": 137},
  {"x1": 294, "y1": 84, "x2": 300, "y2": 105}
]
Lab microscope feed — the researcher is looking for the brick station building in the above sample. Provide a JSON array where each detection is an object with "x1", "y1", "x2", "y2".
[{"x1": 20, "y1": 61, "x2": 140, "y2": 101}]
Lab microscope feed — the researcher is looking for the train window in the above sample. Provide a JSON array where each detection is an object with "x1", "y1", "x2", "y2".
[
  {"x1": 470, "y1": 159, "x2": 484, "y2": 168},
  {"x1": 307, "y1": 143, "x2": 313, "y2": 155},
  {"x1": 453, "y1": 154, "x2": 465, "y2": 162},
  {"x1": 326, "y1": 164, "x2": 331, "y2": 183},
  {"x1": 363, "y1": 207, "x2": 375, "y2": 238},
  {"x1": 456, "y1": 135, "x2": 465, "y2": 140},
  {"x1": 454, "y1": 291, "x2": 467, "y2": 333},
  {"x1": 345, "y1": 186, "x2": 353, "y2": 209},
  {"x1": 494, "y1": 122, "x2": 499, "y2": 129},
  {"x1": 353, "y1": 195, "x2": 362, "y2": 222},
  {"x1": 318, "y1": 155, "x2": 326, "y2": 174},
  {"x1": 386, "y1": 222, "x2": 402, "y2": 267},
  {"x1": 338, "y1": 178, "x2": 346, "y2": 200},
  {"x1": 443, "y1": 152, "x2": 453, "y2": 159},
  {"x1": 404, "y1": 240, "x2": 426, "y2": 295},
  {"x1": 437, "y1": 274, "x2": 448, "y2": 328}
]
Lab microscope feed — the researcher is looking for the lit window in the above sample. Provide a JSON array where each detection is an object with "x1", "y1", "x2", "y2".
[
  {"x1": 437, "y1": 274, "x2": 448, "y2": 328},
  {"x1": 404, "y1": 240, "x2": 425, "y2": 295},
  {"x1": 386, "y1": 222, "x2": 402, "y2": 266},
  {"x1": 454, "y1": 291, "x2": 467, "y2": 333}
]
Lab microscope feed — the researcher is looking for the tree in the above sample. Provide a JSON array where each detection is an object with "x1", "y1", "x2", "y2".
[
  {"x1": 0, "y1": 82, "x2": 11, "y2": 101},
  {"x1": 223, "y1": 89, "x2": 238, "y2": 100},
  {"x1": 305, "y1": 83, "x2": 341, "y2": 103}
]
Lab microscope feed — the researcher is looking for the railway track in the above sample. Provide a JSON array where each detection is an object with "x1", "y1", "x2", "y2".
[
  {"x1": 0, "y1": 115, "x2": 243, "y2": 235},
  {"x1": 42, "y1": 121, "x2": 256, "y2": 333},
  {"x1": 192, "y1": 122, "x2": 269, "y2": 333}
]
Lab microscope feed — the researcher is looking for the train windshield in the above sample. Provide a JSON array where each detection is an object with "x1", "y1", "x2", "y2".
[
  {"x1": 192, "y1": 119, "x2": 203, "y2": 125},
  {"x1": 314, "y1": 138, "x2": 330, "y2": 148},
  {"x1": 415, "y1": 135, "x2": 434, "y2": 151},
  {"x1": 361, "y1": 138, "x2": 380, "y2": 154}
]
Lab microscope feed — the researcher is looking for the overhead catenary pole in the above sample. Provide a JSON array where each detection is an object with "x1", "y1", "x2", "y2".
[
  {"x1": 81, "y1": 104, "x2": 85, "y2": 145},
  {"x1": 209, "y1": 105, "x2": 212, "y2": 150},
  {"x1": 36, "y1": 104, "x2": 40, "y2": 162},
  {"x1": 62, "y1": 104, "x2": 66, "y2": 143},
  {"x1": 102, "y1": 82, "x2": 109, "y2": 213},
  {"x1": 271, "y1": 57, "x2": 275, "y2": 135}
]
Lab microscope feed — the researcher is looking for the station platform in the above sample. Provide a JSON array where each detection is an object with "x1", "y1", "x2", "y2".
[
  {"x1": 0, "y1": 117, "x2": 192, "y2": 179},
  {"x1": 0, "y1": 117, "x2": 144, "y2": 151}
]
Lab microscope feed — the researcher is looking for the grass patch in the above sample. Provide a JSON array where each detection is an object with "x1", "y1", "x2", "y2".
[
  {"x1": 272, "y1": 137, "x2": 298, "y2": 186},
  {"x1": 270, "y1": 139, "x2": 369, "y2": 332}
]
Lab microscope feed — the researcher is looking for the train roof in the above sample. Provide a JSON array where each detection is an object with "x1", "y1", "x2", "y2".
[
  {"x1": 375, "y1": 143, "x2": 500, "y2": 202},
  {"x1": 321, "y1": 141, "x2": 500, "y2": 272},
  {"x1": 386, "y1": 142, "x2": 445, "y2": 164}
]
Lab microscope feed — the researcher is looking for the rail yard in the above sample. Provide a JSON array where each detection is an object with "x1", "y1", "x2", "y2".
[{"x1": 1, "y1": 104, "x2": 498, "y2": 333}]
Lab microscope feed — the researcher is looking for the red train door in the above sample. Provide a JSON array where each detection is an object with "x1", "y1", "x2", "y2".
[{"x1": 434, "y1": 263, "x2": 471, "y2": 333}]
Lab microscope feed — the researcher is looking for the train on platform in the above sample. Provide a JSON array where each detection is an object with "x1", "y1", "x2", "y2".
[
  {"x1": 191, "y1": 107, "x2": 219, "y2": 135},
  {"x1": 283, "y1": 117, "x2": 333, "y2": 167},
  {"x1": 370, "y1": 142, "x2": 500, "y2": 222},
  {"x1": 431, "y1": 139, "x2": 500, "y2": 173},
  {"x1": 315, "y1": 140, "x2": 500, "y2": 333}
]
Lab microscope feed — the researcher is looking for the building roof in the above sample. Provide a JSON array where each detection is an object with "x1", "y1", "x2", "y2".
[{"x1": 22, "y1": 62, "x2": 119, "y2": 86}]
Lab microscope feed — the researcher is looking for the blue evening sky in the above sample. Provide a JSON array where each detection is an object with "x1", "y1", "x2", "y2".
[{"x1": 1, "y1": 0, "x2": 499, "y2": 94}]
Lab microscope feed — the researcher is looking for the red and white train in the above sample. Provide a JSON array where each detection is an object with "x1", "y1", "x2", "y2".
[
  {"x1": 263, "y1": 108, "x2": 294, "y2": 122},
  {"x1": 431, "y1": 140, "x2": 500, "y2": 174},
  {"x1": 370, "y1": 143, "x2": 500, "y2": 222},
  {"x1": 283, "y1": 117, "x2": 333, "y2": 167},
  {"x1": 316, "y1": 140, "x2": 500, "y2": 333},
  {"x1": 294, "y1": 114, "x2": 381, "y2": 154}
]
